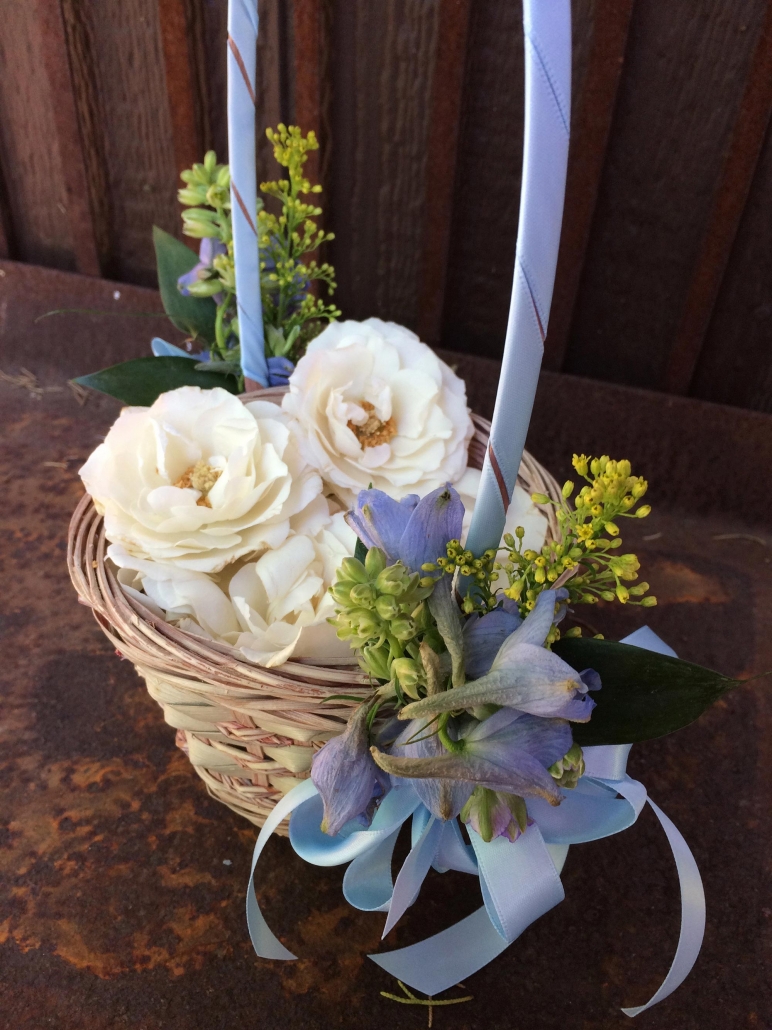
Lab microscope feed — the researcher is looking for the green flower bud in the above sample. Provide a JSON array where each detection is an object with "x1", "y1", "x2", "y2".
[
  {"x1": 549, "y1": 743, "x2": 585, "y2": 789},
  {"x1": 392, "y1": 657, "x2": 422, "y2": 694},
  {"x1": 350, "y1": 583, "x2": 375, "y2": 606},
  {"x1": 562, "y1": 480, "x2": 574, "y2": 499},
  {"x1": 375, "y1": 594, "x2": 399, "y2": 621},
  {"x1": 636, "y1": 505, "x2": 651, "y2": 518},
  {"x1": 375, "y1": 564, "x2": 409, "y2": 595},
  {"x1": 331, "y1": 581, "x2": 354, "y2": 605},
  {"x1": 640, "y1": 595, "x2": 658, "y2": 607},
  {"x1": 340, "y1": 557, "x2": 369, "y2": 584},
  {"x1": 531, "y1": 492, "x2": 550, "y2": 505},
  {"x1": 362, "y1": 643, "x2": 391, "y2": 680},
  {"x1": 390, "y1": 617, "x2": 416, "y2": 641},
  {"x1": 184, "y1": 278, "x2": 223, "y2": 298},
  {"x1": 364, "y1": 547, "x2": 387, "y2": 579}
]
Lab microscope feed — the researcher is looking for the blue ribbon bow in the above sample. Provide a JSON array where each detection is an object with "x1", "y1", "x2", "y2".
[{"x1": 246, "y1": 629, "x2": 706, "y2": 1016}]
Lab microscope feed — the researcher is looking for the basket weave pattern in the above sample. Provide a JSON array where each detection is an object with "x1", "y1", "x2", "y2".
[{"x1": 68, "y1": 391, "x2": 562, "y2": 832}]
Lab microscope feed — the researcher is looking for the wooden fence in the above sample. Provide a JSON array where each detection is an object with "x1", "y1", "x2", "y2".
[{"x1": 1, "y1": 0, "x2": 771, "y2": 412}]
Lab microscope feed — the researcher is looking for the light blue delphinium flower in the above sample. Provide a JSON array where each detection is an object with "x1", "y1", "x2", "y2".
[
  {"x1": 397, "y1": 590, "x2": 598, "y2": 724},
  {"x1": 345, "y1": 483, "x2": 464, "y2": 576},
  {"x1": 310, "y1": 701, "x2": 390, "y2": 835},
  {"x1": 374, "y1": 707, "x2": 571, "y2": 820}
]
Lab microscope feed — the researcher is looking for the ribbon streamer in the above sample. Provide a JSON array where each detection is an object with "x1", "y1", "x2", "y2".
[{"x1": 246, "y1": 629, "x2": 705, "y2": 1014}]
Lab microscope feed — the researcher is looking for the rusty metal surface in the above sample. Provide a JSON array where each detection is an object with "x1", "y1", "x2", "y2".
[{"x1": 1, "y1": 369, "x2": 771, "y2": 1029}]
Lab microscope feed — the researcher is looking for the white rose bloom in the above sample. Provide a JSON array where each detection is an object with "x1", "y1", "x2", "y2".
[
  {"x1": 282, "y1": 318, "x2": 474, "y2": 504},
  {"x1": 110, "y1": 544, "x2": 239, "y2": 640},
  {"x1": 227, "y1": 508, "x2": 356, "y2": 667},
  {"x1": 80, "y1": 386, "x2": 322, "y2": 573},
  {"x1": 111, "y1": 502, "x2": 356, "y2": 668}
]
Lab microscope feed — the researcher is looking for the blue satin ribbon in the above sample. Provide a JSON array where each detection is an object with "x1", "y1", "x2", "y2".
[{"x1": 246, "y1": 629, "x2": 706, "y2": 1015}]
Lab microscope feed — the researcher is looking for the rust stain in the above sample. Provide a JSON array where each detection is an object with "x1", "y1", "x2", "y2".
[
  {"x1": 0, "y1": 748, "x2": 241, "y2": 978},
  {"x1": 648, "y1": 558, "x2": 731, "y2": 605}
]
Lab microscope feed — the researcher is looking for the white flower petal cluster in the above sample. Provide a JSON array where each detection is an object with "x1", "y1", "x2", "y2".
[
  {"x1": 228, "y1": 506, "x2": 355, "y2": 667},
  {"x1": 281, "y1": 318, "x2": 474, "y2": 504},
  {"x1": 80, "y1": 387, "x2": 322, "y2": 573},
  {"x1": 109, "y1": 499, "x2": 355, "y2": 668}
]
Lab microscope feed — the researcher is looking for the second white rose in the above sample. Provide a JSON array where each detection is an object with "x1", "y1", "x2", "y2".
[{"x1": 282, "y1": 318, "x2": 474, "y2": 504}]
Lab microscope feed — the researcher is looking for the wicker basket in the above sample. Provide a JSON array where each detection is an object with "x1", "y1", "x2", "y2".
[{"x1": 67, "y1": 388, "x2": 562, "y2": 832}]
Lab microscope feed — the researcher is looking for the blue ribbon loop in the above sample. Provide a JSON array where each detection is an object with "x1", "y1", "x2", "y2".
[{"x1": 246, "y1": 629, "x2": 706, "y2": 1016}]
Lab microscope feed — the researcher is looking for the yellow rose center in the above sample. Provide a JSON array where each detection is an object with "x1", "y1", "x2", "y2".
[
  {"x1": 174, "y1": 460, "x2": 222, "y2": 507},
  {"x1": 347, "y1": 401, "x2": 397, "y2": 449}
]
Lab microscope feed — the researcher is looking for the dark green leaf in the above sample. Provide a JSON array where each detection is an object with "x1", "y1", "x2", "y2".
[
  {"x1": 354, "y1": 537, "x2": 368, "y2": 564},
  {"x1": 194, "y1": 360, "x2": 242, "y2": 376},
  {"x1": 153, "y1": 226, "x2": 217, "y2": 343},
  {"x1": 553, "y1": 637, "x2": 736, "y2": 745},
  {"x1": 74, "y1": 357, "x2": 239, "y2": 406}
]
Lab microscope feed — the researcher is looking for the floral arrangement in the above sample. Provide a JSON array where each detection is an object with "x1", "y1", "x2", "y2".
[{"x1": 73, "y1": 127, "x2": 743, "y2": 1014}]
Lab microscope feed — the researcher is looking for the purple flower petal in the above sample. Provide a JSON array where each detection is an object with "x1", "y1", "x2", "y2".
[
  {"x1": 387, "y1": 718, "x2": 472, "y2": 821},
  {"x1": 310, "y1": 703, "x2": 388, "y2": 835},
  {"x1": 463, "y1": 608, "x2": 521, "y2": 679},
  {"x1": 400, "y1": 642, "x2": 595, "y2": 723},
  {"x1": 345, "y1": 489, "x2": 417, "y2": 563},
  {"x1": 398, "y1": 485, "x2": 464, "y2": 574},
  {"x1": 267, "y1": 355, "x2": 295, "y2": 387}
]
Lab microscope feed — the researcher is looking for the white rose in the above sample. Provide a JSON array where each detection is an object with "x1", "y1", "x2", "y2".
[
  {"x1": 282, "y1": 318, "x2": 474, "y2": 504},
  {"x1": 80, "y1": 386, "x2": 322, "y2": 573},
  {"x1": 227, "y1": 508, "x2": 356, "y2": 667},
  {"x1": 110, "y1": 544, "x2": 240, "y2": 639},
  {"x1": 111, "y1": 501, "x2": 357, "y2": 668}
]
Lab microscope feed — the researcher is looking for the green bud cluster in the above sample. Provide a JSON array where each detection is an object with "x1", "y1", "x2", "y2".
[
  {"x1": 548, "y1": 742, "x2": 585, "y2": 789},
  {"x1": 330, "y1": 548, "x2": 438, "y2": 699},
  {"x1": 500, "y1": 454, "x2": 657, "y2": 620}
]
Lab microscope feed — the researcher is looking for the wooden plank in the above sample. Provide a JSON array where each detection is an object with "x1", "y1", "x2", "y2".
[
  {"x1": 77, "y1": 0, "x2": 180, "y2": 285},
  {"x1": 329, "y1": 0, "x2": 441, "y2": 328},
  {"x1": 157, "y1": 0, "x2": 208, "y2": 180},
  {"x1": 689, "y1": 81, "x2": 772, "y2": 409},
  {"x1": 563, "y1": 0, "x2": 768, "y2": 391},
  {"x1": 0, "y1": 1, "x2": 73, "y2": 268},
  {"x1": 35, "y1": 0, "x2": 102, "y2": 277},
  {"x1": 663, "y1": 0, "x2": 772, "y2": 395},
  {"x1": 292, "y1": 0, "x2": 324, "y2": 187},
  {"x1": 545, "y1": 0, "x2": 633, "y2": 372},
  {"x1": 416, "y1": 0, "x2": 471, "y2": 345}
]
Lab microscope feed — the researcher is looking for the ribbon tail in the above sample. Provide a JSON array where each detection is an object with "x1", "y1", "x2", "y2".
[
  {"x1": 342, "y1": 827, "x2": 401, "y2": 913},
  {"x1": 370, "y1": 906, "x2": 510, "y2": 996},
  {"x1": 246, "y1": 778, "x2": 318, "y2": 960},
  {"x1": 621, "y1": 798, "x2": 706, "y2": 1017},
  {"x1": 381, "y1": 816, "x2": 443, "y2": 937},
  {"x1": 370, "y1": 822, "x2": 565, "y2": 996}
]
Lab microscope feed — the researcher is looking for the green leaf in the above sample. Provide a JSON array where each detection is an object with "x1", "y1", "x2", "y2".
[
  {"x1": 194, "y1": 360, "x2": 242, "y2": 376},
  {"x1": 153, "y1": 226, "x2": 217, "y2": 343},
  {"x1": 354, "y1": 537, "x2": 368, "y2": 564},
  {"x1": 552, "y1": 637, "x2": 736, "y2": 746},
  {"x1": 74, "y1": 357, "x2": 239, "y2": 406}
]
